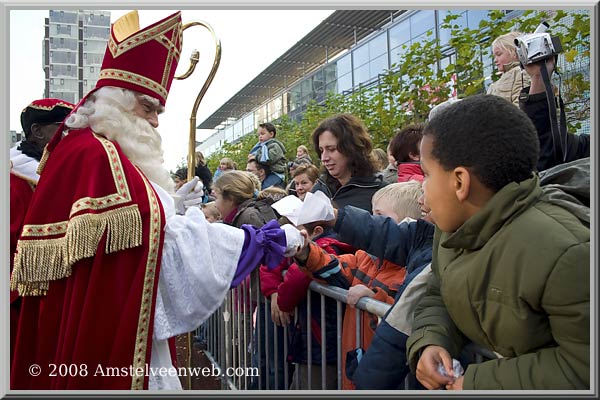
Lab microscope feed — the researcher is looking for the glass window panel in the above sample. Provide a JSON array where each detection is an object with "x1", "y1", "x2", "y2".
[
  {"x1": 268, "y1": 97, "x2": 282, "y2": 119},
  {"x1": 300, "y1": 79, "x2": 312, "y2": 97},
  {"x1": 254, "y1": 105, "x2": 267, "y2": 125},
  {"x1": 353, "y1": 63, "x2": 369, "y2": 85},
  {"x1": 84, "y1": 53, "x2": 104, "y2": 64},
  {"x1": 336, "y1": 53, "x2": 352, "y2": 77},
  {"x1": 440, "y1": 54, "x2": 454, "y2": 71},
  {"x1": 389, "y1": 20, "x2": 410, "y2": 50},
  {"x1": 353, "y1": 43, "x2": 369, "y2": 68},
  {"x1": 369, "y1": 32, "x2": 388, "y2": 58},
  {"x1": 312, "y1": 69, "x2": 324, "y2": 92},
  {"x1": 288, "y1": 84, "x2": 301, "y2": 112},
  {"x1": 438, "y1": 10, "x2": 466, "y2": 47},
  {"x1": 50, "y1": 11, "x2": 77, "y2": 24},
  {"x1": 85, "y1": 26, "x2": 109, "y2": 39},
  {"x1": 410, "y1": 10, "x2": 435, "y2": 38},
  {"x1": 62, "y1": 92, "x2": 75, "y2": 104},
  {"x1": 390, "y1": 44, "x2": 408, "y2": 68},
  {"x1": 225, "y1": 126, "x2": 234, "y2": 142},
  {"x1": 233, "y1": 121, "x2": 243, "y2": 139},
  {"x1": 51, "y1": 37, "x2": 77, "y2": 50},
  {"x1": 84, "y1": 40, "x2": 107, "y2": 52},
  {"x1": 325, "y1": 81, "x2": 337, "y2": 94},
  {"x1": 467, "y1": 9, "x2": 488, "y2": 29},
  {"x1": 369, "y1": 53, "x2": 388, "y2": 78},
  {"x1": 337, "y1": 73, "x2": 352, "y2": 93},
  {"x1": 243, "y1": 114, "x2": 254, "y2": 134},
  {"x1": 411, "y1": 30, "x2": 435, "y2": 47},
  {"x1": 51, "y1": 51, "x2": 77, "y2": 63},
  {"x1": 324, "y1": 63, "x2": 337, "y2": 83}
]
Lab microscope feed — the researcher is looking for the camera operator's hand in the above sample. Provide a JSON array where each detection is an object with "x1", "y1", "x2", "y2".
[{"x1": 525, "y1": 57, "x2": 555, "y2": 95}]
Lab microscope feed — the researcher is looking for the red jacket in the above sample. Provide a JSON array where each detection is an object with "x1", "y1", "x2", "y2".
[
  {"x1": 397, "y1": 162, "x2": 424, "y2": 182},
  {"x1": 298, "y1": 242, "x2": 407, "y2": 389},
  {"x1": 259, "y1": 236, "x2": 354, "y2": 305},
  {"x1": 259, "y1": 233, "x2": 353, "y2": 366}
]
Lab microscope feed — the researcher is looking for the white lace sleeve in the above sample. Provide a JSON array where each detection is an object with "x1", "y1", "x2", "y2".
[{"x1": 153, "y1": 206, "x2": 245, "y2": 341}]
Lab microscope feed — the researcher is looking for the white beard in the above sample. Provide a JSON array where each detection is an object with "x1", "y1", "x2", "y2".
[{"x1": 66, "y1": 88, "x2": 175, "y2": 194}]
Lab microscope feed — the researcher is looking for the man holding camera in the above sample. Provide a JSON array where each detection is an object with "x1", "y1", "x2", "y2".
[{"x1": 519, "y1": 57, "x2": 590, "y2": 171}]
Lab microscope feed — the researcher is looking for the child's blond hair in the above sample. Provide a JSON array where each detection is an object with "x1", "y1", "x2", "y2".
[
  {"x1": 258, "y1": 186, "x2": 288, "y2": 202},
  {"x1": 201, "y1": 202, "x2": 222, "y2": 222},
  {"x1": 372, "y1": 181, "x2": 422, "y2": 220}
]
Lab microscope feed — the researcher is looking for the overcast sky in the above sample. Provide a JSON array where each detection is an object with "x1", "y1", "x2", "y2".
[{"x1": 9, "y1": 9, "x2": 333, "y2": 170}]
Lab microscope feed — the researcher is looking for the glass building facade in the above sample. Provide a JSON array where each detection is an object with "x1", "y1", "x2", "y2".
[
  {"x1": 44, "y1": 10, "x2": 111, "y2": 104},
  {"x1": 199, "y1": 9, "x2": 589, "y2": 156}
]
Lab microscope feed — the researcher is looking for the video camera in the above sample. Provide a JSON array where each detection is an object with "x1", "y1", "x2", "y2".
[{"x1": 514, "y1": 21, "x2": 563, "y2": 66}]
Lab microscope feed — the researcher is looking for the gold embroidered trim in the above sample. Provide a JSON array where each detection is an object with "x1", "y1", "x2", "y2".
[
  {"x1": 108, "y1": 12, "x2": 181, "y2": 58},
  {"x1": 20, "y1": 220, "x2": 68, "y2": 237},
  {"x1": 67, "y1": 134, "x2": 132, "y2": 217},
  {"x1": 37, "y1": 144, "x2": 51, "y2": 175},
  {"x1": 24, "y1": 102, "x2": 74, "y2": 112},
  {"x1": 99, "y1": 69, "x2": 167, "y2": 100},
  {"x1": 131, "y1": 174, "x2": 161, "y2": 390},
  {"x1": 11, "y1": 204, "x2": 142, "y2": 296}
]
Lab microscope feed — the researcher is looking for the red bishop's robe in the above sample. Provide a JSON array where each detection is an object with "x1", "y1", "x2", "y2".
[
  {"x1": 11, "y1": 127, "x2": 168, "y2": 390},
  {"x1": 10, "y1": 172, "x2": 35, "y2": 365}
]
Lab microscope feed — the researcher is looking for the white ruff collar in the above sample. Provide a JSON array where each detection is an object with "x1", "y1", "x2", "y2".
[{"x1": 10, "y1": 143, "x2": 40, "y2": 184}]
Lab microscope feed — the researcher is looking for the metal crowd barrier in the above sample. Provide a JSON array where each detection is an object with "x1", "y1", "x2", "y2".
[{"x1": 198, "y1": 270, "x2": 498, "y2": 390}]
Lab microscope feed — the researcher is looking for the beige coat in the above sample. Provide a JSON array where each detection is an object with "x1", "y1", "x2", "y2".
[{"x1": 487, "y1": 61, "x2": 530, "y2": 106}]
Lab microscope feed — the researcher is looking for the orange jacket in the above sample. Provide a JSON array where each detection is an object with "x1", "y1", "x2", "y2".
[{"x1": 298, "y1": 242, "x2": 407, "y2": 389}]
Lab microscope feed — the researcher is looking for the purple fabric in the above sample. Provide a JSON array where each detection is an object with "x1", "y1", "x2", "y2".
[{"x1": 230, "y1": 220, "x2": 287, "y2": 288}]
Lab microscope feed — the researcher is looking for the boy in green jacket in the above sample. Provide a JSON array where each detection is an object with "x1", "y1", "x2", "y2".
[{"x1": 407, "y1": 94, "x2": 589, "y2": 390}]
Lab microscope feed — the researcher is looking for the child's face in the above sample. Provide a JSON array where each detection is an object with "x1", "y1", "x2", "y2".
[
  {"x1": 418, "y1": 194, "x2": 434, "y2": 223},
  {"x1": 297, "y1": 225, "x2": 322, "y2": 241},
  {"x1": 203, "y1": 211, "x2": 218, "y2": 223},
  {"x1": 372, "y1": 197, "x2": 401, "y2": 224},
  {"x1": 420, "y1": 135, "x2": 464, "y2": 232},
  {"x1": 214, "y1": 190, "x2": 235, "y2": 219},
  {"x1": 257, "y1": 127, "x2": 274, "y2": 143}
]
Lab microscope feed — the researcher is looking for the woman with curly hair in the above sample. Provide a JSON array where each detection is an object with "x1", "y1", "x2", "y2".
[{"x1": 310, "y1": 113, "x2": 386, "y2": 212}]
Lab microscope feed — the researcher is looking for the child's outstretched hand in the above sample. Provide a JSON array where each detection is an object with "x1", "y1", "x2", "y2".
[{"x1": 346, "y1": 284, "x2": 375, "y2": 307}]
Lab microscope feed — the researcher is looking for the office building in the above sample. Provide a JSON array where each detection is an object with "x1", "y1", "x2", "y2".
[
  {"x1": 197, "y1": 9, "x2": 589, "y2": 157},
  {"x1": 43, "y1": 10, "x2": 111, "y2": 104}
]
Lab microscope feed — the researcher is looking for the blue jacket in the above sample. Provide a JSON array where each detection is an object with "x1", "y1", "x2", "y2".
[
  {"x1": 333, "y1": 206, "x2": 434, "y2": 389},
  {"x1": 334, "y1": 206, "x2": 433, "y2": 274}
]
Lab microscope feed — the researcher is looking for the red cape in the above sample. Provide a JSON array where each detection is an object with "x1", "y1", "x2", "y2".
[
  {"x1": 11, "y1": 128, "x2": 166, "y2": 390},
  {"x1": 10, "y1": 173, "x2": 35, "y2": 366}
]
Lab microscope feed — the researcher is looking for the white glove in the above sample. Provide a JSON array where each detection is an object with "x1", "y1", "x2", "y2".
[
  {"x1": 173, "y1": 176, "x2": 204, "y2": 215},
  {"x1": 281, "y1": 224, "x2": 304, "y2": 257}
]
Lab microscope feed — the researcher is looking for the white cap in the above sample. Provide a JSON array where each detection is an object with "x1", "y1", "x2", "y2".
[{"x1": 272, "y1": 191, "x2": 335, "y2": 226}]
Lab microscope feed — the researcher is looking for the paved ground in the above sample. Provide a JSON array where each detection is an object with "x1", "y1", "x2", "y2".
[{"x1": 175, "y1": 334, "x2": 222, "y2": 390}]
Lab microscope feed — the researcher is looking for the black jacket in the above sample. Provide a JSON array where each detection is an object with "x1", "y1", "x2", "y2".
[
  {"x1": 519, "y1": 88, "x2": 590, "y2": 171},
  {"x1": 311, "y1": 174, "x2": 386, "y2": 213},
  {"x1": 194, "y1": 164, "x2": 213, "y2": 193}
]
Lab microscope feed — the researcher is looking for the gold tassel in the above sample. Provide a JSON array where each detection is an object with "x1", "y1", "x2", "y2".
[{"x1": 11, "y1": 205, "x2": 143, "y2": 297}]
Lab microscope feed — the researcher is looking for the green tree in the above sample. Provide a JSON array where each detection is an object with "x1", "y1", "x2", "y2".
[{"x1": 207, "y1": 9, "x2": 590, "y2": 169}]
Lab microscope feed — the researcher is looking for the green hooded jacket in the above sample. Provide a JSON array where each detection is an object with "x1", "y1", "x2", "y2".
[{"x1": 406, "y1": 175, "x2": 589, "y2": 389}]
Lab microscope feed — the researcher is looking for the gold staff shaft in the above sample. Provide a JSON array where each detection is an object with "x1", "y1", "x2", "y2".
[
  {"x1": 175, "y1": 21, "x2": 222, "y2": 182},
  {"x1": 173, "y1": 19, "x2": 222, "y2": 389}
]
